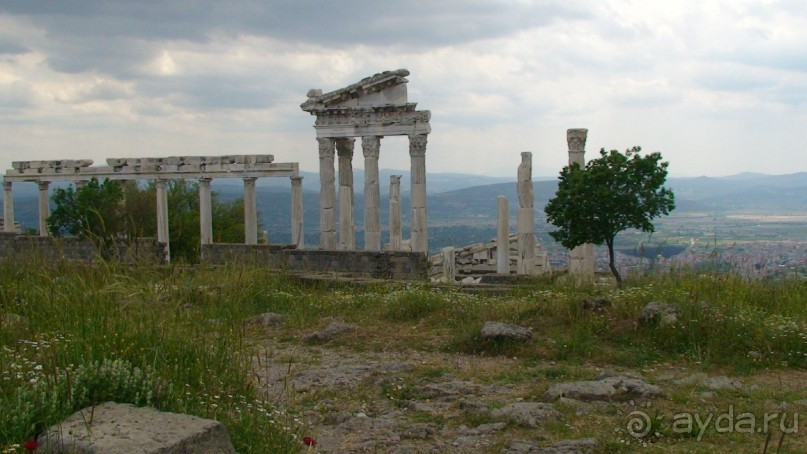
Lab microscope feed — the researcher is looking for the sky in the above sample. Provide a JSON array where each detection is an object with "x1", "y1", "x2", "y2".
[{"x1": 1, "y1": 0, "x2": 805, "y2": 178}]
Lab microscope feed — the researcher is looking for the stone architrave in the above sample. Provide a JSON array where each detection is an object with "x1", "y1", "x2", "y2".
[
  {"x1": 37, "y1": 181, "x2": 50, "y2": 237},
  {"x1": 442, "y1": 246, "x2": 456, "y2": 283},
  {"x1": 517, "y1": 152, "x2": 536, "y2": 275},
  {"x1": 155, "y1": 180, "x2": 170, "y2": 263},
  {"x1": 497, "y1": 195, "x2": 509, "y2": 274},
  {"x1": 389, "y1": 175, "x2": 402, "y2": 251},
  {"x1": 336, "y1": 138, "x2": 356, "y2": 250},
  {"x1": 290, "y1": 176, "x2": 304, "y2": 249},
  {"x1": 2, "y1": 182, "x2": 13, "y2": 233},
  {"x1": 243, "y1": 177, "x2": 258, "y2": 245},
  {"x1": 199, "y1": 178, "x2": 213, "y2": 245},
  {"x1": 362, "y1": 136, "x2": 382, "y2": 251},
  {"x1": 567, "y1": 129, "x2": 595, "y2": 276},
  {"x1": 409, "y1": 134, "x2": 428, "y2": 254},
  {"x1": 318, "y1": 138, "x2": 337, "y2": 250}
]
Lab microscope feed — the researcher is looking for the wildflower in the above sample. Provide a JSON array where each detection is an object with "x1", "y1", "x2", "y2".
[
  {"x1": 23, "y1": 439, "x2": 37, "y2": 451},
  {"x1": 303, "y1": 436, "x2": 316, "y2": 446}
]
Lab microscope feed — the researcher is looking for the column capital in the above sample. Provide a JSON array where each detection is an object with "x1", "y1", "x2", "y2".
[
  {"x1": 3, "y1": 181, "x2": 12, "y2": 190},
  {"x1": 317, "y1": 137, "x2": 336, "y2": 158},
  {"x1": 390, "y1": 174, "x2": 401, "y2": 185},
  {"x1": 290, "y1": 175, "x2": 304, "y2": 182},
  {"x1": 199, "y1": 177, "x2": 212, "y2": 184},
  {"x1": 408, "y1": 134, "x2": 428, "y2": 157},
  {"x1": 361, "y1": 136, "x2": 381, "y2": 158},
  {"x1": 336, "y1": 138, "x2": 355, "y2": 158},
  {"x1": 243, "y1": 176, "x2": 257, "y2": 183},
  {"x1": 37, "y1": 181, "x2": 51, "y2": 190},
  {"x1": 567, "y1": 128, "x2": 588, "y2": 153},
  {"x1": 154, "y1": 179, "x2": 167, "y2": 188}
]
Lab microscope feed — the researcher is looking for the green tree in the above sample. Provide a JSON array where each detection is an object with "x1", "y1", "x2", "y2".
[{"x1": 544, "y1": 147, "x2": 675, "y2": 286}]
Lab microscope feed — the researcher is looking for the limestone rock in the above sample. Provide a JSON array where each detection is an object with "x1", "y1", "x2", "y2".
[
  {"x1": 35, "y1": 402, "x2": 235, "y2": 454},
  {"x1": 639, "y1": 301, "x2": 679, "y2": 326},
  {"x1": 302, "y1": 321, "x2": 357, "y2": 344},
  {"x1": 503, "y1": 437, "x2": 598, "y2": 453},
  {"x1": 545, "y1": 376, "x2": 661, "y2": 402},
  {"x1": 480, "y1": 321, "x2": 532, "y2": 342},
  {"x1": 581, "y1": 297, "x2": 611, "y2": 312},
  {"x1": 674, "y1": 373, "x2": 743, "y2": 390},
  {"x1": 245, "y1": 312, "x2": 284, "y2": 328},
  {"x1": 490, "y1": 402, "x2": 561, "y2": 428}
]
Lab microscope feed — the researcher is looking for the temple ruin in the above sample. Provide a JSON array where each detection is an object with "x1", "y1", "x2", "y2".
[
  {"x1": 300, "y1": 69, "x2": 431, "y2": 254},
  {"x1": 2, "y1": 156, "x2": 300, "y2": 263}
]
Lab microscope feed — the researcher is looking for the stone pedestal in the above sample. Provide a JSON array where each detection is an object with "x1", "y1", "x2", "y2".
[
  {"x1": 409, "y1": 134, "x2": 428, "y2": 254},
  {"x1": 318, "y1": 138, "x2": 336, "y2": 250},
  {"x1": 290, "y1": 176, "x2": 304, "y2": 249},
  {"x1": 517, "y1": 152, "x2": 536, "y2": 275},
  {"x1": 567, "y1": 128, "x2": 596, "y2": 276},
  {"x1": 389, "y1": 175, "x2": 402, "y2": 251},
  {"x1": 37, "y1": 181, "x2": 50, "y2": 237},
  {"x1": 199, "y1": 178, "x2": 213, "y2": 245},
  {"x1": 362, "y1": 136, "x2": 382, "y2": 251},
  {"x1": 155, "y1": 180, "x2": 170, "y2": 263},
  {"x1": 337, "y1": 138, "x2": 355, "y2": 250},
  {"x1": 497, "y1": 196, "x2": 509, "y2": 274},
  {"x1": 442, "y1": 246, "x2": 456, "y2": 283},
  {"x1": 2, "y1": 182, "x2": 12, "y2": 233},
  {"x1": 243, "y1": 177, "x2": 258, "y2": 245}
]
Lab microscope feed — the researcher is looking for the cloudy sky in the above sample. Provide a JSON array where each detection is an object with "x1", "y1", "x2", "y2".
[{"x1": 1, "y1": 0, "x2": 805, "y2": 178}]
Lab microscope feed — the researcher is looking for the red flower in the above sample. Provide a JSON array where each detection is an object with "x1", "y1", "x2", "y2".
[
  {"x1": 303, "y1": 436, "x2": 316, "y2": 446},
  {"x1": 23, "y1": 439, "x2": 38, "y2": 451}
]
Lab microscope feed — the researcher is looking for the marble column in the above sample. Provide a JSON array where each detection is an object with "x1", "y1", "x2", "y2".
[
  {"x1": 3, "y1": 181, "x2": 14, "y2": 233},
  {"x1": 442, "y1": 246, "x2": 456, "y2": 283},
  {"x1": 290, "y1": 176, "x2": 304, "y2": 249},
  {"x1": 198, "y1": 178, "x2": 213, "y2": 245},
  {"x1": 336, "y1": 138, "x2": 356, "y2": 250},
  {"x1": 362, "y1": 136, "x2": 382, "y2": 251},
  {"x1": 409, "y1": 134, "x2": 428, "y2": 254},
  {"x1": 318, "y1": 138, "x2": 336, "y2": 250},
  {"x1": 243, "y1": 177, "x2": 258, "y2": 245},
  {"x1": 155, "y1": 180, "x2": 170, "y2": 263},
  {"x1": 37, "y1": 181, "x2": 50, "y2": 237},
  {"x1": 567, "y1": 128, "x2": 596, "y2": 276},
  {"x1": 497, "y1": 195, "x2": 509, "y2": 274},
  {"x1": 389, "y1": 175, "x2": 402, "y2": 251},
  {"x1": 517, "y1": 152, "x2": 536, "y2": 275}
]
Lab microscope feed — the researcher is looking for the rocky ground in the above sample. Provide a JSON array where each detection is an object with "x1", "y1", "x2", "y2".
[{"x1": 249, "y1": 316, "x2": 807, "y2": 453}]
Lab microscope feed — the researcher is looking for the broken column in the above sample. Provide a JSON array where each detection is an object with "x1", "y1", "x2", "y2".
[
  {"x1": 318, "y1": 138, "x2": 336, "y2": 250},
  {"x1": 155, "y1": 180, "x2": 170, "y2": 263},
  {"x1": 337, "y1": 138, "x2": 355, "y2": 250},
  {"x1": 517, "y1": 152, "x2": 536, "y2": 275},
  {"x1": 409, "y1": 134, "x2": 428, "y2": 254},
  {"x1": 389, "y1": 175, "x2": 402, "y2": 251},
  {"x1": 2, "y1": 181, "x2": 13, "y2": 233},
  {"x1": 290, "y1": 176, "x2": 304, "y2": 249},
  {"x1": 243, "y1": 177, "x2": 258, "y2": 245},
  {"x1": 199, "y1": 178, "x2": 213, "y2": 245},
  {"x1": 497, "y1": 195, "x2": 509, "y2": 274},
  {"x1": 362, "y1": 136, "x2": 382, "y2": 251},
  {"x1": 442, "y1": 246, "x2": 456, "y2": 283},
  {"x1": 567, "y1": 128, "x2": 595, "y2": 276},
  {"x1": 37, "y1": 181, "x2": 50, "y2": 237}
]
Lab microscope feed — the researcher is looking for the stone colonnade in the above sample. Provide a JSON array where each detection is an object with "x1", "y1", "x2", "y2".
[{"x1": 2, "y1": 156, "x2": 300, "y2": 263}]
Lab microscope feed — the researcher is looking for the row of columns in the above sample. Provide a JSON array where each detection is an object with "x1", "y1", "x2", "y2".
[
  {"x1": 317, "y1": 134, "x2": 428, "y2": 253},
  {"x1": 3, "y1": 181, "x2": 53, "y2": 235}
]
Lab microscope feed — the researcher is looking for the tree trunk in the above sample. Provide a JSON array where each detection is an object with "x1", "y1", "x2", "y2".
[{"x1": 606, "y1": 237, "x2": 622, "y2": 287}]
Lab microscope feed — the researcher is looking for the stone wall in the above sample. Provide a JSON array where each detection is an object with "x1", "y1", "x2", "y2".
[
  {"x1": 202, "y1": 244, "x2": 428, "y2": 280},
  {"x1": 0, "y1": 233, "x2": 164, "y2": 264}
]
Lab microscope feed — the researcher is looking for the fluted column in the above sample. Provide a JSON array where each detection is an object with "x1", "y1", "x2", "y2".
[
  {"x1": 155, "y1": 180, "x2": 170, "y2": 263},
  {"x1": 362, "y1": 136, "x2": 382, "y2": 251},
  {"x1": 318, "y1": 138, "x2": 336, "y2": 250},
  {"x1": 290, "y1": 176, "x2": 304, "y2": 249},
  {"x1": 567, "y1": 128, "x2": 595, "y2": 276},
  {"x1": 409, "y1": 134, "x2": 428, "y2": 254},
  {"x1": 37, "y1": 181, "x2": 50, "y2": 237},
  {"x1": 199, "y1": 178, "x2": 213, "y2": 245},
  {"x1": 336, "y1": 138, "x2": 356, "y2": 250},
  {"x1": 497, "y1": 195, "x2": 509, "y2": 274},
  {"x1": 243, "y1": 177, "x2": 257, "y2": 245},
  {"x1": 517, "y1": 152, "x2": 536, "y2": 275},
  {"x1": 3, "y1": 181, "x2": 14, "y2": 233},
  {"x1": 389, "y1": 175, "x2": 402, "y2": 251}
]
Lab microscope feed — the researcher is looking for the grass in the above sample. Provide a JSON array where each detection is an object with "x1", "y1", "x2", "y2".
[{"x1": 1, "y1": 258, "x2": 806, "y2": 452}]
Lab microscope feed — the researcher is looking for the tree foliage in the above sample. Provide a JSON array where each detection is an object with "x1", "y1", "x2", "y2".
[
  {"x1": 47, "y1": 178, "x2": 247, "y2": 262},
  {"x1": 544, "y1": 147, "x2": 675, "y2": 285}
]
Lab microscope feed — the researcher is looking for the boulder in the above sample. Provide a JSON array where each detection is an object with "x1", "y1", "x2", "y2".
[
  {"x1": 545, "y1": 376, "x2": 661, "y2": 402},
  {"x1": 639, "y1": 301, "x2": 679, "y2": 326},
  {"x1": 301, "y1": 321, "x2": 357, "y2": 344},
  {"x1": 35, "y1": 402, "x2": 235, "y2": 453},
  {"x1": 480, "y1": 322, "x2": 532, "y2": 342},
  {"x1": 581, "y1": 297, "x2": 611, "y2": 312}
]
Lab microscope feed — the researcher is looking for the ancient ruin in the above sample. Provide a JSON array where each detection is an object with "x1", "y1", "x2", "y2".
[
  {"x1": 2, "y1": 156, "x2": 300, "y2": 263},
  {"x1": 566, "y1": 129, "x2": 596, "y2": 276},
  {"x1": 301, "y1": 69, "x2": 431, "y2": 254}
]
